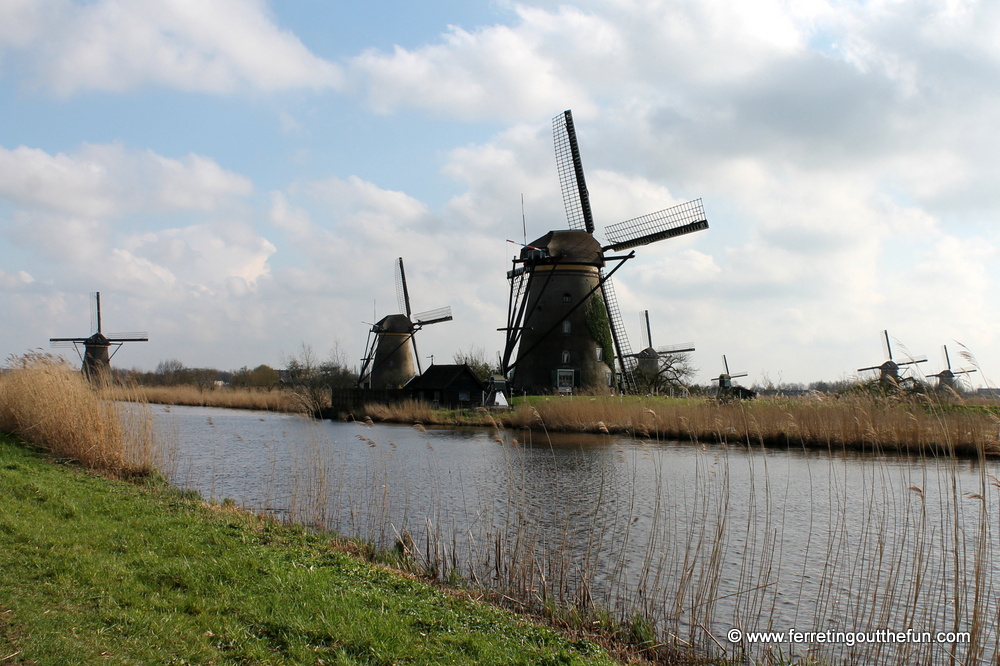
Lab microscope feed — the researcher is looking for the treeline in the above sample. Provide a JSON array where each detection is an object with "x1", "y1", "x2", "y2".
[{"x1": 122, "y1": 345, "x2": 359, "y2": 391}]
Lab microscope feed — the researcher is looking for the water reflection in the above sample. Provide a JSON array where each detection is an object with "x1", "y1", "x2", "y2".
[{"x1": 157, "y1": 404, "x2": 999, "y2": 665}]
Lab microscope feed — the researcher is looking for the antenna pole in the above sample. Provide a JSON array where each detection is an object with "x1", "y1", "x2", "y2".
[{"x1": 96, "y1": 292, "x2": 102, "y2": 334}]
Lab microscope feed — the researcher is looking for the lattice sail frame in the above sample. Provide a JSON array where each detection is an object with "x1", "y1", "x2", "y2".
[
  {"x1": 604, "y1": 198, "x2": 708, "y2": 251},
  {"x1": 553, "y1": 111, "x2": 595, "y2": 234},
  {"x1": 413, "y1": 306, "x2": 453, "y2": 326}
]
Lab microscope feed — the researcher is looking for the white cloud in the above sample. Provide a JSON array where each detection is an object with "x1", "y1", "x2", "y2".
[
  {"x1": 2, "y1": 0, "x2": 342, "y2": 95},
  {"x1": 0, "y1": 143, "x2": 251, "y2": 219}
]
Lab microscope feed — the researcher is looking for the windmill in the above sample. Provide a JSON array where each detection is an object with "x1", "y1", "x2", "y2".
[
  {"x1": 501, "y1": 110, "x2": 708, "y2": 394},
  {"x1": 715, "y1": 355, "x2": 754, "y2": 400},
  {"x1": 358, "y1": 258, "x2": 452, "y2": 389},
  {"x1": 49, "y1": 292, "x2": 148, "y2": 380},
  {"x1": 623, "y1": 310, "x2": 695, "y2": 394},
  {"x1": 857, "y1": 330, "x2": 927, "y2": 389},
  {"x1": 927, "y1": 344, "x2": 977, "y2": 392}
]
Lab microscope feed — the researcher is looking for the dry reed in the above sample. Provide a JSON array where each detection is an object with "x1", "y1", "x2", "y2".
[
  {"x1": 360, "y1": 395, "x2": 1000, "y2": 456},
  {"x1": 0, "y1": 352, "x2": 157, "y2": 476},
  {"x1": 114, "y1": 385, "x2": 305, "y2": 413}
]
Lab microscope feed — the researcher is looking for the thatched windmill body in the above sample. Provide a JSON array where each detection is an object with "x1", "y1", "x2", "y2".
[
  {"x1": 928, "y1": 344, "x2": 977, "y2": 392},
  {"x1": 49, "y1": 292, "x2": 148, "y2": 379},
  {"x1": 857, "y1": 330, "x2": 927, "y2": 389},
  {"x1": 358, "y1": 258, "x2": 452, "y2": 389},
  {"x1": 501, "y1": 110, "x2": 708, "y2": 394}
]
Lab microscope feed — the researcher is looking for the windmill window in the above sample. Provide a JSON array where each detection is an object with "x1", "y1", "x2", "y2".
[
  {"x1": 562, "y1": 320, "x2": 571, "y2": 334},
  {"x1": 562, "y1": 351, "x2": 571, "y2": 364},
  {"x1": 596, "y1": 347, "x2": 603, "y2": 361},
  {"x1": 562, "y1": 293, "x2": 571, "y2": 303}
]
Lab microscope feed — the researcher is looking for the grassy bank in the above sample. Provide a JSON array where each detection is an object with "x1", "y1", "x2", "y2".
[
  {"x1": 0, "y1": 434, "x2": 622, "y2": 665},
  {"x1": 363, "y1": 394, "x2": 1000, "y2": 456}
]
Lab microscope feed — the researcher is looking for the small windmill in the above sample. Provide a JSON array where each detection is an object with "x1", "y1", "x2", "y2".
[
  {"x1": 501, "y1": 110, "x2": 708, "y2": 394},
  {"x1": 624, "y1": 310, "x2": 695, "y2": 392},
  {"x1": 715, "y1": 355, "x2": 753, "y2": 400},
  {"x1": 358, "y1": 258, "x2": 452, "y2": 389},
  {"x1": 927, "y1": 344, "x2": 977, "y2": 392},
  {"x1": 857, "y1": 330, "x2": 927, "y2": 388},
  {"x1": 49, "y1": 292, "x2": 148, "y2": 379}
]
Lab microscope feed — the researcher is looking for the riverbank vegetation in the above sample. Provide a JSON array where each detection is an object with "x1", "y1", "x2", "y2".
[
  {"x1": 0, "y1": 353, "x2": 640, "y2": 665},
  {"x1": 0, "y1": 433, "x2": 623, "y2": 665},
  {"x1": 363, "y1": 392, "x2": 1000, "y2": 456}
]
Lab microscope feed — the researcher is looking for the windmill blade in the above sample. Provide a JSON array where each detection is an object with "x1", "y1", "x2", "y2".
[
  {"x1": 50, "y1": 339, "x2": 81, "y2": 349},
  {"x1": 639, "y1": 312, "x2": 650, "y2": 350},
  {"x1": 897, "y1": 356, "x2": 928, "y2": 367},
  {"x1": 412, "y1": 306, "x2": 453, "y2": 326},
  {"x1": 955, "y1": 368, "x2": 978, "y2": 376},
  {"x1": 90, "y1": 292, "x2": 100, "y2": 334},
  {"x1": 723, "y1": 355, "x2": 731, "y2": 375},
  {"x1": 395, "y1": 258, "x2": 412, "y2": 317},
  {"x1": 656, "y1": 343, "x2": 695, "y2": 354},
  {"x1": 858, "y1": 365, "x2": 883, "y2": 372},
  {"x1": 598, "y1": 271, "x2": 637, "y2": 391},
  {"x1": 552, "y1": 110, "x2": 595, "y2": 234},
  {"x1": 943, "y1": 345, "x2": 952, "y2": 371},
  {"x1": 882, "y1": 330, "x2": 892, "y2": 361},
  {"x1": 107, "y1": 331, "x2": 148, "y2": 341},
  {"x1": 411, "y1": 333, "x2": 422, "y2": 375},
  {"x1": 603, "y1": 199, "x2": 708, "y2": 252},
  {"x1": 730, "y1": 372, "x2": 749, "y2": 379}
]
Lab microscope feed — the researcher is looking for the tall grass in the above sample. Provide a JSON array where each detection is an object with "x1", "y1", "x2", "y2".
[
  {"x1": 364, "y1": 394, "x2": 1000, "y2": 456},
  {"x1": 113, "y1": 384, "x2": 305, "y2": 412},
  {"x1": 0, "y1": 352, "x2": 157, "y2": 476}
]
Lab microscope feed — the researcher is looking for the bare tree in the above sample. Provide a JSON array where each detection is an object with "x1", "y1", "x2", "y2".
[
  {"x1": 452, "y1": 347, "x2": 500, "y2": 382},
  {"x1": 633, "y1": 352, "x2": 696, "y2": 396},
  {"x1": 281, "y1": 343, "x2": 358, "y2": 417}
]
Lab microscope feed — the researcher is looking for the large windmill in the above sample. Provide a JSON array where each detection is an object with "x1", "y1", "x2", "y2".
[
  {"x1": 49, "y1": 292, "x2": 148, "y2": 379},
  {"x1": 928, "y1": 344, "x2": 977, "y2": 392},
  {"x1": 358, "y1": 258, "x2": 453, "y2": 389},
  {"x1": 857, "y1": 330, "x2": 927, "y2": 389},
  {"x1": 501, "y1": 110, "x2": 708, "y2": 394}
]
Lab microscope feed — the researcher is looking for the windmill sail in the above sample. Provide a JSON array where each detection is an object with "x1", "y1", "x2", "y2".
[
  {"x1": 553, "y1": 110, "x2": 595, "y2": 234},
  {"x1": 604, "y1": 199, "x2": 708, "y2": 252}
]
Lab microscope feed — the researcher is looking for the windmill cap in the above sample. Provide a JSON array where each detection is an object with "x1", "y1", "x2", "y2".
[
  {"x1": 375, "y1": 313, "x2": 414, "y2": 334},
  {"x1": 522, "y1": 230, "x2": 604, "y2": 266}
]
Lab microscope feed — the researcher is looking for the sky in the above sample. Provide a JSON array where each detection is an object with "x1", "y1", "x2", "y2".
[{"x1": 1, "y1": 0, "x2": 999, "y2": 388}]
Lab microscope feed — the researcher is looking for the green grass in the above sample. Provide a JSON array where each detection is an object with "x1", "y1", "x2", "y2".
[{"x1": 0, "y1": 433, "x2": 617, "y2": 666}]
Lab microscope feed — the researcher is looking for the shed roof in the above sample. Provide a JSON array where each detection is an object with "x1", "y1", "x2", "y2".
[{"x1": 405, "y1": 364, "x2": 487, "y2": 391}]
